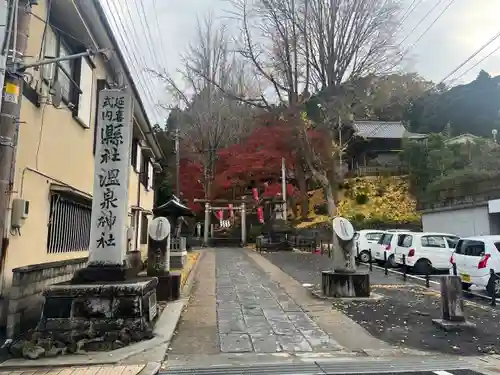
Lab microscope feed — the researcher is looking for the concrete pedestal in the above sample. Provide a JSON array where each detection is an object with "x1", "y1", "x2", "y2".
[
  {"x1": 37, "y1": 278, "x2": 158, "y2": 344},
  {"x1": 321, "y1": 271, "x2": 370, "y2": 298},
  {"x1": 170, "y1": 250, "x2": 187, "y2": 269},
  {"x1": 156, "y1": 272, "x2": 181, "y2": 301}
]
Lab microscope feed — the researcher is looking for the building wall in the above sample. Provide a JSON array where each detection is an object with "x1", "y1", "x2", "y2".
[
  {"x1": 0, "y1": 1, "x2": 156, "y2": 295},
  {"x1": 421, "y1": 205, "x2": 490, "y2": 237}
]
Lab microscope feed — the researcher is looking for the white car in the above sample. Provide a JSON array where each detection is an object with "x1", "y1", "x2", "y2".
[
  {"x1": 355, "y1": 230, "x2": 385, "y2": 263},
  {"x1": 373, "y1": 230, "x2": 413, "y2": 267},
  {"x1": 394, "y1": 232, "x2": 459, "y2": 274},
  {"x1": 451, "y1": 235, "x2": 500, "y2": 296}
]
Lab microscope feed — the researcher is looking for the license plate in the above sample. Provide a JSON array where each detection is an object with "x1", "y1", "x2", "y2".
[{"x1": 461, "y1": 273, "x2": 471, "y2": 283}]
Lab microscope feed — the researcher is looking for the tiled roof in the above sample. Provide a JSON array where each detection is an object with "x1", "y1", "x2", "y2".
[{"x1": 353, "y1": 121, "x2": 426, "y2": 139}]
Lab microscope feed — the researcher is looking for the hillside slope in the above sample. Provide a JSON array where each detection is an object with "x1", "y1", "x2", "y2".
[{"x1": 297, "y1": 176, "x2": 420, "y2": 229}]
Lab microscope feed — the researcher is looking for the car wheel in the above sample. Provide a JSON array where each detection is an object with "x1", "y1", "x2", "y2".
[
  {"x1": 414, "y1": 259, "x2": 432, "y2": 275},
  {"x1": 359, "y1": 251, "x2": 370, "y2": 263},
  {"x1": 487, "y1": 275, "x2": 500, "y2": 297},
  {"x1": 461, "y1": 282, "x2": 471, "y2": 291}
]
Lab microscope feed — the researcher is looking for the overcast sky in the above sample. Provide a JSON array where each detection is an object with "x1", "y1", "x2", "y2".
[{"x1": 102, "y1": 0, "x2": 500, "y2": 125}]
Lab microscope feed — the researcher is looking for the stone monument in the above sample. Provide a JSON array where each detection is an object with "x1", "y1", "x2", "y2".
[
  {"x1": 321, "y1": 217, "x2": 370, "y2": 298},
  {"x1": 147, "y1": 217, "x2": 177, "y2": 301},
  {"x1": 38, "y1": 90, "x2": 158, "y2": 344}
]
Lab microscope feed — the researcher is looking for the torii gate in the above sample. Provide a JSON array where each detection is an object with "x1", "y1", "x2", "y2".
[{"x1": 193, "y1": 198, "x2": 248, "y2": 247}]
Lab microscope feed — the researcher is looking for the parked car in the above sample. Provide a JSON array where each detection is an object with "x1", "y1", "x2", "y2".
[
  {"x1": 393, "y1": 232, "x2": 460, "y2": 274},
  {"x1": 354, "y1": 230, "x2": 385, "y2": 263},
  {"x1": 451, "y1": 235, "x2": 500, "y2": 296},
  {"x1": 372, "y1": 230, "x2": 413, "y2": 267}
]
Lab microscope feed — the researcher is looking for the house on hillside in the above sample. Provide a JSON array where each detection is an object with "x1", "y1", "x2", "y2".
[
  {"x1": 346, "y1": 121, "x2": 426, "y2": 176},
  {"x1": 3, "y1": 0, "x2": 163, "y2": 335}
]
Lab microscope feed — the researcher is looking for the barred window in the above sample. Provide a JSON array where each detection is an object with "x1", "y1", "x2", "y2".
[{"x1": 47, "y1": 192, "x2": 91, "y2": 254}]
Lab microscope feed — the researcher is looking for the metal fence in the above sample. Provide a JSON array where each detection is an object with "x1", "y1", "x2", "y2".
[{"x1": 47, "y1": 193, "x2": 91, "y2": 254}]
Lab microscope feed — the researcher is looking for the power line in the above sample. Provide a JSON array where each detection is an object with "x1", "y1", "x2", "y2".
[
  {"x1": 103, "y1": 0, "x2": 163, "y2": 122},
  {"x1": 439, "y1": 29, "x2": 500, "y2": 84},
  {"x1": 151, "y1": 0, "x2": 168, "y2": 69},
  {"x1": 130, "y1": 0, "x2": 160, "y2": 69},
  {"x1": 447, "y1": 44, "x2": 500, "y2": 85},
  {"x1": 399, "y1": 0, "x2": 456, "y2": 60},
  {"x1": 399, "y1": 0, "x2": 425, "y2": 28},
  {"x1": 398, "y1": 0, "x2": 444, "y2": 47}
]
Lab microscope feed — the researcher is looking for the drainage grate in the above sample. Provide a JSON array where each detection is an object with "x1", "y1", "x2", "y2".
[{"x1": 161, "y1": 357, "x2": 486, "y2": 375}]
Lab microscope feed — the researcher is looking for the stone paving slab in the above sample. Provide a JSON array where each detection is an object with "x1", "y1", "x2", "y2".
[{"x1": 215, "y1": 248, "x2": 343, "y2": 354}]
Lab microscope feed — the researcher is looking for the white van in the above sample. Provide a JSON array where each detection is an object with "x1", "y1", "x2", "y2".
[
  {"x1": 355, "y1": 230, "x2": 384, "y2": 263},
  {"x1": 451, "y1": 235, "x2": 500, "y2": 296},
  {"x1": 373, "y1": 230, "x2": 413, "y2": 267},
  {"x1": 394, "y1": 232, "x2": 459, "y2": 274}
]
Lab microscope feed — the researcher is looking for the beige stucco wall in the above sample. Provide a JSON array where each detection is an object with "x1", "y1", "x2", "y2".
[{"x1": 0, "y1": 1, "x2": 155, "y2": 293}]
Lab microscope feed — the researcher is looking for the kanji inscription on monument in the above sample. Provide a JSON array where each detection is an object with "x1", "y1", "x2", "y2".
[{"x1": 89, "y1": 90, "x2": 133, "y2": 266}]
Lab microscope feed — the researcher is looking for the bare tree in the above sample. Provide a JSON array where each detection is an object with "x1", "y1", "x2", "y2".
[
  {"x1": 293, "y1": 0, "x2": 402, "y2": 215},
  {"x1": 183, "y1": 0, "x2": 403, "y2": 215},
  {"x1": 148, "y1": 14, "x2": 257, "y2": 198}
]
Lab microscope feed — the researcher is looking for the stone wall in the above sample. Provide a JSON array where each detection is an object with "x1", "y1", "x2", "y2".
[{"x1": 7, "y1": 257, "x2": 87, "y2": 338}]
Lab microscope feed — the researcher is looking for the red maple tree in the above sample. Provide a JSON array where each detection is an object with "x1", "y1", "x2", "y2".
[{"x1": 179, "y1": 113, "x2": 327, "y2": 212}]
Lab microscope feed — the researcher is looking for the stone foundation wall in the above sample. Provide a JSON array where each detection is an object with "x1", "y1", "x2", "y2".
[{"x1": 7, "y1": 257, "x2": 88, "y2": 338}]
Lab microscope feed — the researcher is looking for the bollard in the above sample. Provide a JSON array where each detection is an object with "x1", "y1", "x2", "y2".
[
  {"x1": 490, "y1": 269, "x2": 497, "y2": 306},
  {"x1": 402, "y1": 254, "x2": 407, "y2": 281},
  {"x1": 425, "y1": 271, "x2": 430, "y2": 288},
  {"x1": 384, "y1": 252, "x2": 388, "y2": 276},
  {"x1": 355, "y1": 244, "x2": 360, "y2": 266},
  {"x1": 452, "y1": 262, "x2": 457, "y2": 276},
  {"x1": 369, "y1": 250, "x2": 373, "y2": 271}
]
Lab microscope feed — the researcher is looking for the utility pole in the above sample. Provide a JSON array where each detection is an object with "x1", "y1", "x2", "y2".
[
  {"x1": 0, "y1": 0, "x2": 32, "y2": 255},
  {"x1": 281, "y1": 157, "x2": 287, "y2": 222},
  {"x1": 175, "y1": 123, "x2": 180, "y2": 198}
]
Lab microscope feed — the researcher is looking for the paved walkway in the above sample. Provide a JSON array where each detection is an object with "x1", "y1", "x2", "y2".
[
  {"x1": 217, "y1": 248, "x2": 342, "y2": 353},
  {"x1": 169, "y1": 248, "x2": 342, "y2": 356}
]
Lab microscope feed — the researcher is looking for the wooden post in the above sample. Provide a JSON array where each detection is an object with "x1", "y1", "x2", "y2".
[{"x1": 440, "y1": 275, "x2": 465, "y2": 322}]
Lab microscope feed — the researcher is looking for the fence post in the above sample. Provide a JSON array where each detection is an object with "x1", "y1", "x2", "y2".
[
  {"x1": 355, "y1": 244, "x2": 360, "y2": 266},
  {"x1": 384, "y1": 252, "x2": 388, "y2": 276},
  {"x1": 490, "y1": 269, "x2": 497, "y2": 307},
  {"x1": 402, "y1": 254, "x2": 407, "y2": 281},
  {"x1": 425, "y1": 270, "x2": 430, "y2": 288},
  {"x1": 452, "y1": 262, "x2": 457, "y2": 276},
  {"x1": 369, "y1": 250, "x2": 373, "y2": 271}
]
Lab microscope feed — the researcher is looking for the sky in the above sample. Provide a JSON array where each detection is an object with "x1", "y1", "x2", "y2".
[{"x1": 102, "y1": 0, "x2": 500, "y2": 125}]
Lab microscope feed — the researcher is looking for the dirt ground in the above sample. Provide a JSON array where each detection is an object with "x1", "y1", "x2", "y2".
[{"x1": 331, "y1": 284, "x2": 500, "y2": 356}]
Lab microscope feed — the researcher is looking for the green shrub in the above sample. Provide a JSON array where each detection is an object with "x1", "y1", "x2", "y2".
[{"x1": 355, "y1": 193, "x2": 369, "y2": 205}]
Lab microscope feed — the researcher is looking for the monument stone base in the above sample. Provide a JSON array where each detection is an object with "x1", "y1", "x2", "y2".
[
  {"x1": 432, "y1": 318, "x2": 476, "y2": 332},
  {"x1": 170, "y1": 250, "x2": 187, "y2": 269},
  {"x1": 71, "y1": 264, "x2": 128, "y2": 283},
  {"x1": 31, "y1": 278, "x2": 158, "y2": 354},
  {"x1": 321, "y1": 270, "x2": 370, "y2": 298}
]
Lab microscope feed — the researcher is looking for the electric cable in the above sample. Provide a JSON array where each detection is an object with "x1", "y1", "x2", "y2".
[
  {"x1": 447, "y1": 44, "x2": 500, "y2": 85},
  {"x1": 439, "y1": 29, "x2": 500, "y2": 84},
  {"x1": 103, "y1": 0, "x2": 163, "y2": 122}
]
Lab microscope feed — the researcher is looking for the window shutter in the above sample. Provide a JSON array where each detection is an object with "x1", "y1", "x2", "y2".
[
  {"x1": 77, "y1": 57, "x2": 94, "y2": 127},
  {"x1": 135, "y1": 144, "x2": 142, "y2": 172},
  {"x1": 147, "y1": 162, "x2": 154, "y2": 191}
]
